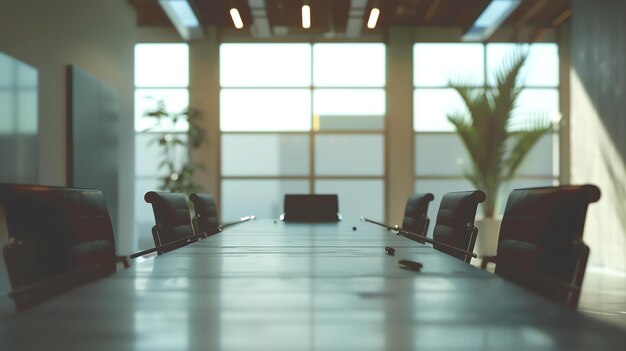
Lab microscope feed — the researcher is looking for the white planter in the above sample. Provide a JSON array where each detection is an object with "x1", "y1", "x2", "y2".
[{"x1": 475, "y1": 217, "x2": 502, "y2": 257}]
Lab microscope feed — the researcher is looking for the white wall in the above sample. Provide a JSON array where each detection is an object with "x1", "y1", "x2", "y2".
[
  {"x1": 571, "y1": 0, "x2": 626, "y2": 270},
  {"x1": 0, "y1": 0, "x2": 137, "y2": 293}
]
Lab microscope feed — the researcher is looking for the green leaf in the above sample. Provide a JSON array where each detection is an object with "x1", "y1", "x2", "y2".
[{"x1": 446, "y1": 49, "x2": 538, "y2": 217}]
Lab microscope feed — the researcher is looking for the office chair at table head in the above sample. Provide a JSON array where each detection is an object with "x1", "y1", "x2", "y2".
[
  {"x1": 189, "y1": 193, "x2": 219, "y2": 235},
  {"x1": 144, "y1": 191, "x2": 194, "y2": 254},
  {"x1": 1, "y1": 184, "x2": 125, "y2": 310},
  {"x1": 281, "y1": 194, "x2": 341, "y2": 222},
  {"x1": 491, "y1": 184, "x2": 600, "y2": 308},
  {"x1": 431, "y1": 190, "x2": 486, "y2": 263},
  {"x1": 402, "y1": 193, "x2": 435, "y2": 242}
]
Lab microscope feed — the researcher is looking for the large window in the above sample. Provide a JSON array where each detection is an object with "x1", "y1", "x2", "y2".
[
  {"x1": 134, "y1": 43, "x2": 189, "y2": 249},
  {"x1": 413, "y1": 43, "x2": 560, "y2": 222},
  {"x1": 220, "y1": 43, "x2": 386, "y2": 222}
]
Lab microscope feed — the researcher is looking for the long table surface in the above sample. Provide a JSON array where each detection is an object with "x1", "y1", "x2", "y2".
[{"x1": 1, "y1": 219, "x2": 625, "y2": 350}]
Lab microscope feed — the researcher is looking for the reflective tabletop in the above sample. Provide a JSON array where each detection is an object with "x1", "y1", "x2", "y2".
[{"x1": 1, "y1": 219, "x2": 625, "y2": 350}]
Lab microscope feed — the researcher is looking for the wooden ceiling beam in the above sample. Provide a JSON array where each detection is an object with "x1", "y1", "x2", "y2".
[
  {"x1": 423, "y1": 0, "x2": 442, "y2": 23},
  {"x1": 514, "y1": 0, "x2": 548, "y2": 27},
  {"x1": 552, "y1": 9, "x2": 572, "y2": 27}
]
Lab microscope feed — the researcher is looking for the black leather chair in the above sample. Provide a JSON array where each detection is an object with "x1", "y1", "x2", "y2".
[
  {"x1": 486, "y1": 185, "x2": 600, "y2": 308},
  {"x1": 431, "y1": 190, "x2": 486, "y2": 263},
  {"x1": 402, "y1": 193, "x2": 435, "y2": 242},
  {"x1": 281, "y1": 194, "x2": 341, "y2": 222},
  {"x1": 189, "y1": 193, "x2": 219, "y2": 235},
  {"x1": 144, "y1": 191, "x2": 194, "y2": 254},
  {"x1": 1, "y1": 184, "x2": 127, "y2": 310}
]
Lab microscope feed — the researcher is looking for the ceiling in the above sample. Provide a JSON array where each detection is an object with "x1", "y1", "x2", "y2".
[{"x1": 128, "y1": 0, "x2": 572, "y2": 41}]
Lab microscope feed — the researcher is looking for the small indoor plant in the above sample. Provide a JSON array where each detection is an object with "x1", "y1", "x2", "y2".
[
  {"x1": 144, "y1": 100, "x2": 205, "y2": 194},
  {"x1": 447, "y1": 50, "x2": 554, "y2": 255}
]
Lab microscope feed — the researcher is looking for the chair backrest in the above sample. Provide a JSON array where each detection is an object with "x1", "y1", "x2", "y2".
[
  {"x1": 282, "y1": 194, "x2": 340, "y2": 222},
  {"x1": 402, "y1": 193, "x2": 435, "y2": 237},
  {"x1": 144, "y1": 191, "x2": 193, "y2": 253},
  {"x1": 189, "y1": 193, "x2": 219, "y2": 235},
  {"x1": 0, "y1": 184, "x2": 117, "y2": 292},
  {"x1": 432, "y1": 190, "x2": 486, "y2": 263},
  {"x1": 495, "y1": 184, "x2": 600, "y2": 308}
]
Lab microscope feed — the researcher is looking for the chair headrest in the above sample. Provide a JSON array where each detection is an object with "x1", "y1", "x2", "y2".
[
  {"x1": 499, "y1": 184, "x2": 601, "y2": 245},
  {"x1": 144, "y1": 191, "x2": 191, "y2": 227},
  {"x1": 189, "y1": 193, "x2": 218, "y2": 218},
  {"x1": 282, "y1": 194, "x2": 340, "y2": 222}
]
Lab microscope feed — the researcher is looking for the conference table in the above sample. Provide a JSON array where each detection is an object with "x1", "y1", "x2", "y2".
[{"x1": 2, "y1": 218, "x2": 626, "y2": 350}]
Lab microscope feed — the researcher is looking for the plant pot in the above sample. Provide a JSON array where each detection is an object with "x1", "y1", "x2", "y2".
[{"x1": 475, "y1": 217, "x2": 502, "y2": 257}]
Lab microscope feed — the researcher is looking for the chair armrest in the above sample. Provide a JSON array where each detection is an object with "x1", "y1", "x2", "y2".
[
  {"x1": 480, "y1": 255, "x2": 497, "y2": 270},
  {"x1": 114, "y1": 255, "x2": 130, "y2": 269},
  {"x1": 129, "y1": 232, "x2": 203, "y2": 259}
]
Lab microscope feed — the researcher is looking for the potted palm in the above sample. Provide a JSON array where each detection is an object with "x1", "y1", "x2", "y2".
[
  {"x1": 447, "y1": 51, "x2": 554, "y2": 256},
  {"x1": 144, "y1": 100, "x2": 205, "y2": 194}
]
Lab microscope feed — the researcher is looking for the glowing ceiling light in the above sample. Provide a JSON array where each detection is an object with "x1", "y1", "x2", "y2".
[
  {"x1": 367, "y1": 8, "x2": 380, "y2": 29},
  {"x1": 302, "y1": 5, "x2": 311, "y2": 29},
  {"x1": 230, "y1": 8, "x2": 244, "y2": 29}
]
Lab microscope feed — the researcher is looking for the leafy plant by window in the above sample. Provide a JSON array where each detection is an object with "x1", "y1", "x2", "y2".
[
  {"x1": 447, "y1": 51, "x2": 554, "y2": 217},
  {"x1": 144, "y1": 100, "x2": 205, "y2": 194}
]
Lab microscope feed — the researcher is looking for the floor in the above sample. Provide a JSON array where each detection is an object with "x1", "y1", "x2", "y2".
[{"x1": 579, "y1": 266, "x2": 626, "y2": 330}]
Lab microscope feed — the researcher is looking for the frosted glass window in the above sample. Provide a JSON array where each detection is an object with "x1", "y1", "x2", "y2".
[
  {"x1": 315, "y1": 135, "x2": 384, "y2": 176},
  {"x1": 0, "y1": 93, "x2": 12, "y2": 133},
  {"x1": 415, "y1": 134, "x2": 470, "y2": 176},
  {"x1": 221, "y1": 180, "x2": 309, "y2": 221},
  {"x1": 313, "y1": 44, "x2": 385, "y2": 87},
  {"x1": 414, "y1": 89, "x2": 475, "y2": 131},
  {"x1": 415, "y1": 133, "x2": 556, "y2": 178},
  {"x1": 222, "y1": 134, "x2": 309, "y2": 176},
  {"x1": 220, "y1": 89, "x2": 311, "y2": 131},
  {"x1": 414, "y1": 44, "x2": 484, "y2": 87},
  {"x1": 511, "y1": 134, "x2": 557, "y2": 177},
  {"x1": 135, "y1": 133, "x2": 188, "y2": 177},
  {"x1": 313, "y1": 89, "x2": 385, "y2": 130},
  {"x1": 220, "y1": 44, "x2": 311, "y2": 87},
  {"x1": 511, "y1": 89, "x2": 560, "y2": 128},
  {"x1": 414, "y1": 179, "x2": 477, "y2": 233},
  {"x1": 0, "y1": 52, "x2": 38, "y2": 184},
  {"x1": 17, "y1": 91, "x2": 37, "y2": 133},
  {"x1": 0, "y1": 54, "x2": 11, "y2": 87},
  {"x1": 17, "y1": 64, "x2": 37, "y2": 88},
  {"x1": 487, "y1": 43, "x2": 559, "y2": 87},
  {"x1": 314, "y1": 89, "x2": 385, "y2": 116},
  {"x1": 135, "y1": 89, "x2": 189, "y2": 132},
  {"x1": 135, "y1": 44, "x2": 189, "y2": 87},
  {"x1": 0, "y1": 55, "x2": 37, "y2": 87},
  {"x1": 315, "y1": 180, "x2": 384, "y2": 222},
  {"x1": 313, "y1": 89, "x2": 385, "y2": 131}
]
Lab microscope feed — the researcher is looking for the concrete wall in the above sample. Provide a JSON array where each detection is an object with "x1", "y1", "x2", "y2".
[
  {"x1": 0, "y1": 0, "x2": 137, "y2": 293},
  {"x1": 570, "y1": 0, "x2": 626, "y2": 270}
]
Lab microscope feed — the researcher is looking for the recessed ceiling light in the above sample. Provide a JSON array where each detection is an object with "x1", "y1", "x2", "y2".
[
  {"x1": 367, "y1": 8, "x2": 380, "y2": 29},
  {"x1": 302, "y1": 5, "x2": 311, "y2": 29},
  {"x1": 230, "y1": 8, "x2": 244, "y2": 29}
]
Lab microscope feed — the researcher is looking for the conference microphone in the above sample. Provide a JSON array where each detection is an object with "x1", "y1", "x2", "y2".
[
  {"x1": 360, "y1": 217, "x2": 478, "y2": 259},
  {"x1": 129, "y1": 215, "x2": 256, "y2": 259}
]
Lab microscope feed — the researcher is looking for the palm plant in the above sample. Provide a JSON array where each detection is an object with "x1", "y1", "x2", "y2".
[
  {"x1": 447, "y1": 51, "x2": 553, "y2": 217},
  {"x1": 144, "y1": 100, "x2": 205, "y2": 194}
]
